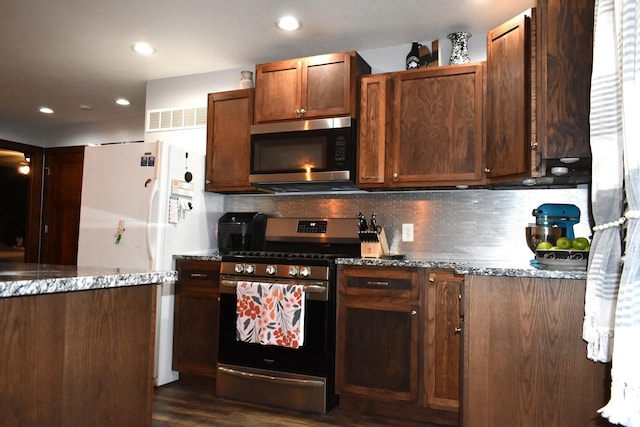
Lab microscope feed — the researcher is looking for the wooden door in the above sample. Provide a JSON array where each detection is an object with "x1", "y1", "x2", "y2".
[
  {"x1": 337, "y1": 266, "x2": 420, "y2": 402},
  {"x1": 302, "y1": 52, "x2": 352, "y2": 119},
  {"x1": 41, "y1": 146, "x2": 84, "y2": 265},
  {"x1": 254, "y1": 59, "x2": 302, "y2": 122},
  {"x1": 424, "y1": 270, "x2": 462, "y2": 411},
  {"x1": 536, "y1": 0, "x2": 594, "y2": 159},
  {"x1": 173, "y1": 260, "x2": 221, "y2": 377},
  {"x1": 485, "y1": 11, "x2": 532, "y2": 180},
  {"x1": 205, "y1": 89, "x2": 255, "y2": 192},
  {"x1": 390, "y1": 64, "x2": 484, "y2": 187},
  {"x1": 358, "y1": 74, "x2": 390, "y2": 187},
  {"x1": 463, "y1": 275, "x2": 610, "y2": 427}
]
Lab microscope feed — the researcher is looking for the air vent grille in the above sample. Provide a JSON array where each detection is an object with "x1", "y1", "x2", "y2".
[{"x1": 147, "y1": 107, "x2": 207, "y2": 132}]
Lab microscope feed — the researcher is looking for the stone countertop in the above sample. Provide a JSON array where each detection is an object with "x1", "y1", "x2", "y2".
[
  {"x1": 0, "y1": 262, "x2": 177, "y2": 298},
  {"x1": 336, "y1": 257, "x2": 587, "y2": 280},
  {"x1": 173, "y1": 252, "x2": 586, "y2": 280}
]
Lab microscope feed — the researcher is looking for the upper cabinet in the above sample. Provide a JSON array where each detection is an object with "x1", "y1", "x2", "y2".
[
  {"x1": 358, "y1": 63, "x2": 485, "y2": 189},
  {"x1": 485, "y1": 0, "x2": 594, "y2": 182},
  {"x1": 205, "y1": 89, "x2": 255, "y2": 193},
  {"x1": 254, "y1": 51, "x2": 371, "y2": 123}
]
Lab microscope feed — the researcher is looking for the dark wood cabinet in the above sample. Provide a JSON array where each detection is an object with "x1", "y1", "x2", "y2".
[
  {"x1": 173, "y1": 259, "x2": 221, "y2": 378},
  {"x1": 357, "y1": 73, "x2": 390, "y2": 187},
  {"x1": 337, "y1": 266, "x2": 420, "y2": 402},
  {"x1": 424, "y1": 270, "x2": 462, "y2": 411},
  {"x1": 254, "y1": 51, "x2": 370, "y2": 123},
  {"x1": 205, "y1": 89, "x2": 255, "y2": 193},
  {"x1": 486, "y1": 0, "x2": 594, "y2": 182},
  {"x1": 463, "y1": 275, "x2": 611, "y2": 427},
  {"x1": 358, "y1": 63, "x2": 485, "y2": 189},
  {"x1": 336, "y1": 265, "x2": 459, "y2": 426}
]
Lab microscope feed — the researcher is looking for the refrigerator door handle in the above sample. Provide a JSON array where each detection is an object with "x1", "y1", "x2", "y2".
[{"x1": 147, "y1": 177, "x2": 159, "y2": 269}]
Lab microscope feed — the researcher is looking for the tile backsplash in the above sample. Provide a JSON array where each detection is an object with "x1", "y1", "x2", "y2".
[{"x1": 223, "y1": 187, "x2": 591, "y2": 264}]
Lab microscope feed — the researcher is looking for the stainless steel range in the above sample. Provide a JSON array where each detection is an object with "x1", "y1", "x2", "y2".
[{"x1": 216, "y1": 217, "x2": 360, "y2": 413}]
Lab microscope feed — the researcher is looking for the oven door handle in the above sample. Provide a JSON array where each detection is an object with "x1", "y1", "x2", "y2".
[
  {"x1": 218, "y1": 366, "x2": 325, "y2": 387},
  {"x1": 221, "y1": 279, "x2": 326, "y2": 293}
]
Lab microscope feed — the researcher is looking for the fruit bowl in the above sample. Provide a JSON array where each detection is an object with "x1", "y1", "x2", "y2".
[
  {"x1": 535, "y1": 249, "x2": 589, "y2": 270},
  {"x1": 525, "y1": 225, "x2": 566, "y2": 253}
]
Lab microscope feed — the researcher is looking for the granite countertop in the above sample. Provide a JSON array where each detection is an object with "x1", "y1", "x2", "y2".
[
  {"x1": 0, "y1": 262, "x2": 177, "y2": 299},
  {"x1": 336, "y1": 257, "x2": 587, "y2": 280},
  {"x1": 174, "y1": 252, "x2": 586, "y2": 280}
]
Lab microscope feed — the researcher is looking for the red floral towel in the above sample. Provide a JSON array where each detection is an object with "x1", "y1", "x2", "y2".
[{"x1": 236, "y1": 281, "x2": 305, "y2": 349}]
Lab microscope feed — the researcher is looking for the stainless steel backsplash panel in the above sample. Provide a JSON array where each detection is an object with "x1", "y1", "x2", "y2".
[{"x1": 224, "y1": 187, "x2": 590, "y2": 264}]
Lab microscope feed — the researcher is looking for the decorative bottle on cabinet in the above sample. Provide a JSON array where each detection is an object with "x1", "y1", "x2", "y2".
[{"x1": 406, "y1": 41, "x2": 421, "y2": 70}]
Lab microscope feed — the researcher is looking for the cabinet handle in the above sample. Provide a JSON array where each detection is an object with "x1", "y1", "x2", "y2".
[
  {"x1": 454, "y1": 327, "x2": 461, "y2": 334},
  {"x1": 189, "y1": 273, "x2": 209, "y2": 278},
  {"x1": 411, "y1": 310, "x2": 417, "y2": 315},
  {"x1": 366, "y1": 281, "x2": 389, "y2": 287}
]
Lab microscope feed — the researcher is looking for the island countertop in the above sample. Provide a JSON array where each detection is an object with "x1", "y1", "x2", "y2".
[{"x1": 0, "y1": 262, "x2": 177, "y2": 298}]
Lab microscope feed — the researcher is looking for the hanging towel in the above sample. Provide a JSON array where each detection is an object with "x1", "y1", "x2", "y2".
[{"x1": 236, "y1": 281, "x2": 305, "y2": 349}]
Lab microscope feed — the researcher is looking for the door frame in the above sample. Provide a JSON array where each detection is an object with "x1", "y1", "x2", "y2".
[{"x1": 0, "y1": 139, "x2": 44, "y2": 263}]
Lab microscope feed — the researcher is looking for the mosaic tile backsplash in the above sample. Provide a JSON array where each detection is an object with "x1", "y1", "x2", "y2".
[{"x1": 223, "y1": 187, "x2": 591, "y2": 265}]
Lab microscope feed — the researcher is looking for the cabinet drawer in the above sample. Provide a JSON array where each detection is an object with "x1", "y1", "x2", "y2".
[
  {"x1": 339, "y1": 266, "x2": 419, "y2": 299},
  {"x1": 177, "y1": 260, "x2": 220, "y2": 282}
]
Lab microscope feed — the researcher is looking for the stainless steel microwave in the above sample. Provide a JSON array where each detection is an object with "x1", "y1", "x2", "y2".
[{"x1": 249, "y1": 117, "x2": 357, "y2": 192}]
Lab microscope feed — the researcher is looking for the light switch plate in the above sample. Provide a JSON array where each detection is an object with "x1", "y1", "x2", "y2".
[{"x1": 402, "y1": 223, "x2": 414, "y2": 242}]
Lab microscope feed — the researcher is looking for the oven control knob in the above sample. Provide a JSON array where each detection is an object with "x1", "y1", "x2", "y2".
[
  {"x1": 244, "y1": 264, "x2": 256, "y2": 274},
  {"x1": 234, "y1": 263, "x2": 244, "y2": 274},
  {"x1": 288, "y1": 266, "x2": 299, "y2": 277},
  {"x1": 299, "y1": 266, "x2": 311, "y2": 278},
  {"x1": 266, "y1": 265, "x2": 277, "y2": 275}
]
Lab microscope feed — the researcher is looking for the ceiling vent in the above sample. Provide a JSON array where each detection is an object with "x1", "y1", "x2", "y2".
[{"x1": 147, "y1": 107, "x2": 207, "y2": 132}]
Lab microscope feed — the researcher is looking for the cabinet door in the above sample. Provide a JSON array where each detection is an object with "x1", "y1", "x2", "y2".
[
  {"x1": 337, "y1": 266, "x2": 420, "y2": 402},
  {"x1": 205, "y1": 89, "x2": 255, "y2": 193},
  {"x1": 254, "y1": 59, "x2": 302, "y2": 122},
  {"x1": 173, "y1": 260, "x2": 221, "y2": 377},
  {"x1": 302, "y1": 52, "x2": 352, "y2": 119},
  {"x1": 390, "y1": 64, "x2": 484, "y2": 187},
  {"x1": 358, "y1": 74, "x2": 390, "y2": 187},
  {"x1": 537, "y1": 0, "x2": 593, "y2": 159},
  {"x1": 463, "y1": 275, "x2": 610, "y2": 427},
  {"x1": 424, "y1": 270, "x2": 461, "y2": 411},
  {"x1": 486, "y1": 11, "x2": 532, "y2": 180}
]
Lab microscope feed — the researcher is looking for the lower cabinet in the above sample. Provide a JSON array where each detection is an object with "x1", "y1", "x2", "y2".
[
  {"x1": 463, "y1": 275, "x2": 611, "y2": 427},
  {"x1": 173, "y1": 259, "x2": 221, "y2": 378},
  {"x1": 336, "y1": 265, "x2": 461, "y2": 425}
]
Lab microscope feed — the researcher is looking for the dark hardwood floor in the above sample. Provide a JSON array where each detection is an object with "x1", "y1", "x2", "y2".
[{"x1": 153, "y1": 381, "x2": 449, "y2": 427}]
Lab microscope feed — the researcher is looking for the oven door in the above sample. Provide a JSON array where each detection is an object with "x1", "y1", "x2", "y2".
[{"x1": 217, "y1": 276, "x2": 336, "y2": 378}]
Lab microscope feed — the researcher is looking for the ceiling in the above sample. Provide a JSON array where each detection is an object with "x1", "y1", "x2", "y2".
[{"x1": 1, "y1": 0, "x2": 533, "y2": 131}]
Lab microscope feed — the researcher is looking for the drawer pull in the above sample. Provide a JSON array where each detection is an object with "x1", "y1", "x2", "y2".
[
  {"x1": 189, "y1": 273, "x2": 209, "y2": 278},
  {"x1": 366, "y1": 281, "x2": 389, "y2": 287}
]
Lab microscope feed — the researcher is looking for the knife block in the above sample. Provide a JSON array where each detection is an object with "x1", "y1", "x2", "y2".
[{"x1": 360, "y1": 227, "x2": 390, "y2": 258}]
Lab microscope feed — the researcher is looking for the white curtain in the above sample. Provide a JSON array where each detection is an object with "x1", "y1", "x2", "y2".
[{"x1": 583, "y1": 0, "x2": 640, "y2": 425}]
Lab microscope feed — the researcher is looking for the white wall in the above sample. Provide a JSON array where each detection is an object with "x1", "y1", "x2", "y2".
[{"x1": 45, "y1": 116, "x2": 145, "y2": 148}]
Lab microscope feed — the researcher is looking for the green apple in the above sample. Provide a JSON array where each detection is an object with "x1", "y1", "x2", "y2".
[
  {"x1": 555, "y1": 237, "x2": 572, "y2": 250},
  {"x1": 572, "y1": 237, "x2": 590, "y2": 250},
  {"x1": 536, "y1": 241, "x2": 554, "y2": 250}
]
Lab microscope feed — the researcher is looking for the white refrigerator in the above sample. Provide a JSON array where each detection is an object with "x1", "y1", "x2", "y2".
[{"x1": 77, "y1": 140, "x2": 212, "y2": 386}]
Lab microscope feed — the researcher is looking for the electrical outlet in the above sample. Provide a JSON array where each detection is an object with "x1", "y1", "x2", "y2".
[{"x1": 402, "y1": 223, "x2": 414, "y2": 242}]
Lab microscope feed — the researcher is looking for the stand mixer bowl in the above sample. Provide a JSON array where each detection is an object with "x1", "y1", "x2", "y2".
[{"x1": 525, "y1": 225, "x2": 566, "y2": 253}]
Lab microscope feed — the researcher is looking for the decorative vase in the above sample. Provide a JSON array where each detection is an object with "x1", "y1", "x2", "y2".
[
  {"x1": 239, "y1": 70, "x2": 254, "y2": 88},
  {"x1": 447, "y1": 32, "x2": 471, "y2": 65}
]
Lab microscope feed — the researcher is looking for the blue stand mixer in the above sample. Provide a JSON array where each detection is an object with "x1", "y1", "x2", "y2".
[{"x1": 525, "y1": 203, "x2": 581, "y2": 254}]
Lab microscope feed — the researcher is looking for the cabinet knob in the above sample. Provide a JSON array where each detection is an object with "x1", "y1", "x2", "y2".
[
  {"x1": 531, "y1": 141, "x2": 538, "y2": 149},
  {"x1": 411, "y1": 310, "x2": 417, "y2": 316},
  {"x1": 300, "y1": 108, "x2": 306, "y2": 114},
  {"x1": 484, "y1": 167, "x2": 491, "y2": 173},
  {"x1": 454, "y1": 327, "x2": 461, "y2": 334},
  {"x1": 205, "y1": 179, "x2": 211, "y2": 184},
  {"x1": 393, "y1": 172, "x2": 398, "y2": 179}
]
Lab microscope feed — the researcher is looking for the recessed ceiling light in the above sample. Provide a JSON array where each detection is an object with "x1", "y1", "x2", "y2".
[
  {"x1": 39, "y1": 107, "x2": 54, "y2": 114},
  {"x1": 276, "y1": 16, "x2": 301, "y2": 31},
  {"x1": 116, "y1": 98, "x2": 131, "y2": 106},
  {"x1": 131, "y1": 42, "x2": 156, "y2": 55}
]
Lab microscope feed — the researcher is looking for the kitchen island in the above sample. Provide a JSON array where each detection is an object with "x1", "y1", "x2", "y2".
[{"x1": 0, "y1": 262, "x2": 176, "y2": 427}]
